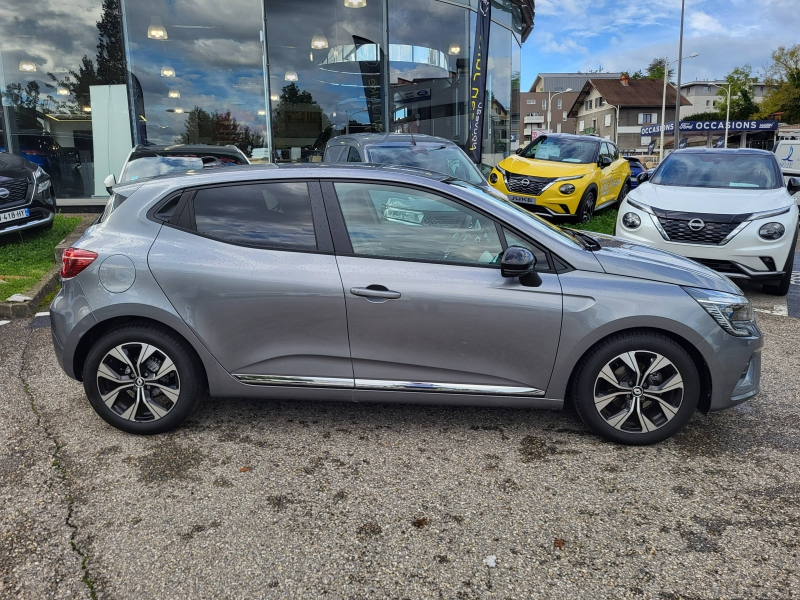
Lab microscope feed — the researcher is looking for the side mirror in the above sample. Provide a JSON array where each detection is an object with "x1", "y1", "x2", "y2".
[
  {"x1": 788, "y1": 177, "x2": 800, "y2": 196},
  {"x1": 515, "y1": 147, "x2": 523, "y2": 155},
  {"x1": 637, "y1": 171, "x2": 651, "y2": 184},
  {"x1": 103, "y1": 173, "x2": 116, "y2": 194},
  {"x1": 599, "y1": 156, "x2": 613, "y2": 168},
  {"x1": 501, "y1": 246, "x2": 542, "y2": 287}
]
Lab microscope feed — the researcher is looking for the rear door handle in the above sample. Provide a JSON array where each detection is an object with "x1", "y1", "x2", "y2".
[{"x1": 350, "y1": 286, "x2": 401, "y2": 300}]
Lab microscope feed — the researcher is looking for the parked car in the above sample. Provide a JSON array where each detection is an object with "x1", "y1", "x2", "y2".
[
  {"x1": 487, "y1": 133, "x2": 631, "y2": 222},
  {"x1": 0, "y1": 150, "x2": 56, "y2": 237},
  {"x1": 104, "y1": 144, "x2": 250, "y2": 192},
  {"x1": 51, "y1": 163, "x2": 763, "y2": 445},
  {"x1": 2, "y1": 133, "x2": 85, "y2": 198},
  {"x1": 617, "y1": 148, "x2": 800, "y2": 295},
  {"x1": 773, "y1": 139, "x2": 800, "y2": 201},
  {"x1": 624, "y1": 156, "x2": 647, "y2": 188},
  {"x1": 322, "y1": 133, "x2": 508, "y2": 202}
]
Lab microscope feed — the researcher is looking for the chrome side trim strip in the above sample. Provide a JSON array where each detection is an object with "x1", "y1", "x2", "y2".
[
  {"x1": 354, "y1": 379, "x2": 545, "y2": 396},
  {"x1": 233, "y1": 374, "x2": 354, "y2": 388}
]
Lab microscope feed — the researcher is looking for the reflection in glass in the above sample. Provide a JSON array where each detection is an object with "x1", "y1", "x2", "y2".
[
  {"x1": 0, "y1": 0, "x2": 127, "y2": 197},
  {"x1": 483, "y1": 22, "x2": 511, "y2": 168}
]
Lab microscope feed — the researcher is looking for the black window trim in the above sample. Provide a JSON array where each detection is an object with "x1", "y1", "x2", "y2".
[
  {"x1": 146, "y1": 190, "x2": 188, "y2": 224},
  {"x1": 320, "y1": 178, "x2": 567, "y2": 273},
  {"x1": 164, "y1": 178, "x2": 334, "y2": 254}
]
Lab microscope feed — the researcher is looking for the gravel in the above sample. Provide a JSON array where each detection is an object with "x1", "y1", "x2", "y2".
[{"x1": 1, "y1": 293, "x2": 799, "y2": 599}]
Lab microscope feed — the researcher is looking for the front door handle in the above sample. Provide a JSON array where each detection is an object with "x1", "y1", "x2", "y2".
[{"x1": 350, "y1": 286, "x2": 401, "y2": 300}]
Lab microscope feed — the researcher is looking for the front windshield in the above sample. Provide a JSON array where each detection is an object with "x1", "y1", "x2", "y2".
[
  {"x1": 519, "y1": 136, "x2": 598, "y2": 164},
  {"x1": 447, "y1": 180, "x2": 582, "y2": 248},
  {"x1": 366, "y1": 144, "x2": 485, "y2": 185},
  {"x1": 651, "y1": 153, "x2": 782, "y2": 189},
  {"x1": 121, "y1": 156, "x2": 204, "y2": 182}
]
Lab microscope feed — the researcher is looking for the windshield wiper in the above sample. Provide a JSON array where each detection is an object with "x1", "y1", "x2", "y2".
[{"x1": 562, "y1": 228, "x2": 601, "y2": 251}]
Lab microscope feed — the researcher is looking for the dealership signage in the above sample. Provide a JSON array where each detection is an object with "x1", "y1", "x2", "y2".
[
  {"x1": 353, "y1": 35, "x2": 385, "y2": 133},
  {"x1": 467, "y1": 0, "x2": 491, "y2": 164},
  {"x1": 640, "y1": 120, "x2": 779, "y2": 136},
  {"x1": 394, "y1": 89, "x2": 431, "y2": 104}
]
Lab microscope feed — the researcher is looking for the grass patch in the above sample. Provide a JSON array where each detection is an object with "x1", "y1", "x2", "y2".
[
  {"x1": 0, "y1": 215, "x2": 81, "y2": 299},
  {"x1": 569, "y1": 208, "x2": 618, "y2": 236}
]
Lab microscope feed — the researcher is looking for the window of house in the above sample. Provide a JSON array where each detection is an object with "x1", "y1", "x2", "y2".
[
  {"x1": 526, "y1": 99, "x2": 535, "y2": 105},
  {"x1": 705, "y1": 100, "x2": 710, "y2": 107},
  {"x1": 579, "y1": 120, "x2": 585, "y2": 131},
  {"x1": 556, "y1": 123, "x2": 562, "y2": 133},
  {"x1": 333, "y1": 182, "x2": 503, "y2": 266},
  {"x1": 703, "y1": 85, "x2": 709, "y2": 92},
  {"x1": 557, "y1": 99, "x2": 562, "y2": 109},
  {"x1": 562, "y1": 111, "x2": 568, "y2": 121},
  {"x1": 638, "y1": 113, "x2": 656, "y2": 124},
  {"x1": 193, "y1": 182, "x2": 317, "y2": 250},
  {"x1": 542, "y1": 99, "x2": 547, "y2": 110},
  {"x1": 604, "y1": 114, "x2": 612, "y2": 127}
]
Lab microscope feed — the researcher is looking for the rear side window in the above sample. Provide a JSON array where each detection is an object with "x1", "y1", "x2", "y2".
[
  {"x1": 347, "y1": 147, "x2": 362, "y2": 162},
  {"x1": 324, "y1": 146, "x2": 345, "y2": 162},
  {"x1": 192, "y1": 182, "x2": 317, "y2": 250}
]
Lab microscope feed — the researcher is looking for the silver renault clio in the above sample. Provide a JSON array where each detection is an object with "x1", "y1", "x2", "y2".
[{"x1": 51, "y1": 164, "x2": 762, "y2": 445}]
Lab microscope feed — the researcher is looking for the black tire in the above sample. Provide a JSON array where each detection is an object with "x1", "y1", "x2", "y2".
[
  {"x1": 614, "y1": 179, "x2": 630, "y2": 208},
  {"x1": 762, "y1": 242, "x2": 795, "y2": 296},
  {"x1": 83, "y1": 323, "x2": 204, "y2": 434},
  {"x1": 574, "y1": 188, "x2": 596, "y2": 223},
  {"x1": 571, "y1": 331, "x2": 700, "y2": 445}
]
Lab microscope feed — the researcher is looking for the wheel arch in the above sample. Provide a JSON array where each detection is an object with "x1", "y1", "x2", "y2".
[{"x1": 564, "y1": 326, "x2": 712, "y2": 414}]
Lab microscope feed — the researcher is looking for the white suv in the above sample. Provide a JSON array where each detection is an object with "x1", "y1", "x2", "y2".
[{"x1": 615, "y1": 148, "x2": 800, "y2": 296}]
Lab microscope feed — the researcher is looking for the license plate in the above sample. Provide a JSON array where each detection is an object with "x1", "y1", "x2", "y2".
[
  {"x1": 509, "y1": 195, "x2": 537, "y2": 205},
  {"x1": 0, "y1": 208, "x2": 29, "y2": 224}
]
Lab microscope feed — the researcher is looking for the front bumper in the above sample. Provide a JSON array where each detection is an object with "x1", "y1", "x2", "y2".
[
  {"x1": 0, "y1": 206, "x2": 54, "y2": 235},
  {"x1": 488, "y1": 168, "x2": 581, "y2": 216},
  {"x1": 698, "y1": 322, "x2": 763, "y2": 412}
]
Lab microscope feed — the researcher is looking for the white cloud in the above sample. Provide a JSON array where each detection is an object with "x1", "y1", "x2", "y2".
[{"x1": 688, "y1": 11, "x2": 725, "y2": 34}]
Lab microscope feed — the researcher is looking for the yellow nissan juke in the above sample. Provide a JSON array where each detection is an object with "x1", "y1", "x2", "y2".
[{"x1": 488, "y1": 133, "x2": 631, "y2": 222}]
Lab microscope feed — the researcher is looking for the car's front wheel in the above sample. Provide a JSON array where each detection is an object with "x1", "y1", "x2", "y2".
[
  {"x1": 575, "y1": 188, "x2": 596, "y2": 223},
  {"x1": 83, "y1": 324, "x2": 204, "y2": 434},
  {"x1": 571, "y1": 331, "x2": 700, "y2": 445}
]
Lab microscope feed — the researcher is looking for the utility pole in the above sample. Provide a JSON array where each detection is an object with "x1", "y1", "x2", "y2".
[{"x1": 673, "y1": 0, "x2": 686, "y2": 150}]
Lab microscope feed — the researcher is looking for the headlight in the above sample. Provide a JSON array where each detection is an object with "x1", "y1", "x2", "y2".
[
  {"x1": 33, "y1": 166, "x2": 51, "y2": 194},
  {"x1": 622, "y1": 212, "x2": 641, "y2": 229},
  {"x1": 684, "y1": 287, "x2": 756, "y2": 337},
  {"x1": 758, "y1": 222, "x2": 785, "y2": 240},
  {"x1": 559, "y1": 184, "x2": 575, "y2": 194}
]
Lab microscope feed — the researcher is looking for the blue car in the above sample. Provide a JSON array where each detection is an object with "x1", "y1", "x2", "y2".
[{"x1": 624, "y1": 156, "x2": 647, "y2": 188}]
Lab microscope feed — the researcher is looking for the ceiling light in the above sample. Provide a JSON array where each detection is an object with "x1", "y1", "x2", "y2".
[
  {"x1": 19, "y1": 60, "x2": 36, "y2": 72},
  {"x1": 257, "y1": 109, "x2": 267, "y2": 116},
  {"x1": 284, "y1": 68, "x2": 298, "y2": 82},
  {"x1": 344, "y1": 0, "x2": 366, "y2": 7},
  {"x1": 57, "y1": 87, "x2": 70, "y2": 96},
  {"x1": 161, "y1": 65, "x2": 176, "y2": 77},
  {"x1": 147, "y1": 17, "x2": 168, "y2": 40},
  {"x1": 270, "y1": 93, "x2": 279, "y2": 101},
  {"x1": 82, "y1": 105, "x2": 91, "y2": 112},
  {"x1": 168, "y1": 89, "x2": 180, "y2": 98},
  {"x1": 311, "y1": 30, "x2": 329, "y2": 50},
  {"x1": 448, "y1": 43, "x2": 461, "y2": 55},
  {"x1": 174, "y1": 107, "x2": 184, "y2": 114}
]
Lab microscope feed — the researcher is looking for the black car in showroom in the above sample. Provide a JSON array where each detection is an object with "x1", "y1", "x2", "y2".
[{"x1": 0, "y1": 151, "x2": 56, "y2": 237}]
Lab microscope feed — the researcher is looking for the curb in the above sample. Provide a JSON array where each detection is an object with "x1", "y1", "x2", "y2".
[{"x1": 0, "y1": 215, "x2": 96, "y2": 319}]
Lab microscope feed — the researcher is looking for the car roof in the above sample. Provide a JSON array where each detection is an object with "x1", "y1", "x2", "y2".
[
  {"x1": 330, "y1": 133, "x2": 457, "y2": 148},
  {"x1": 672, "y1": 147, "x2": 775, "y2": 156},
  {"x1": 529, "y1": 133, "x2": 602, "y2": 145},
  {"x1": 131, "y1": 144, "x2": 246, "y2": 157}
]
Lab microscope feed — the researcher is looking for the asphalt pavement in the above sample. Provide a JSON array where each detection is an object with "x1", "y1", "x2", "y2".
[{"x1": 1, "y1": 285, "x2": 799, "y2": 599}]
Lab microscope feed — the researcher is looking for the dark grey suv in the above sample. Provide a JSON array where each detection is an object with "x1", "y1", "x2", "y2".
[{"x1": 51, "y1": 164, "x2": 762, "y2": 444}]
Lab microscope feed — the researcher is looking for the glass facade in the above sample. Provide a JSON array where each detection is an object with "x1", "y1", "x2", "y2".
[{"x1": 0, "y1": 0, "x2": 525, "y2": 194}]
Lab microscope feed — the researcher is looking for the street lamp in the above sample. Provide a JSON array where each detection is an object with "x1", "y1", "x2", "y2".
[
  {"x1": 673, "y1": 0, "x2": 687, "y2": 151},
  {"x1": 711, "y1": 83, "x2": 733, "y2": 148},
  {"x1": 546, "y1": 88, "x2": 572, "y2": 133},
  {"x1": 659, "y1": 52, "x2": 698, "y2": 160}
]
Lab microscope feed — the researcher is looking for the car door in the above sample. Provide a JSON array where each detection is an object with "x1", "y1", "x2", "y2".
[
  {"x1": 609, "y1": 142, "x2": 629, "y2": 195},
  {"x1": 324, "y1": 179, "x2": 563, "y2": 396},
  {"x1": 598, "y1": 142, "x2": 617, "y2": 204},
  {"x1": 148, "y1": 179, "x2": 353, "y2": 385}
]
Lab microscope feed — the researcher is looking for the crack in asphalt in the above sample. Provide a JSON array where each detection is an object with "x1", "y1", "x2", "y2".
[{"x1": 18, "y1": 327, "x2": 98, "y2": 600}]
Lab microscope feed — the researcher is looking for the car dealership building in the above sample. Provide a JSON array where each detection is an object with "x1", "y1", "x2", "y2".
[{"x1": 0, "y1": 0, "x2": 532, "y2": 197}]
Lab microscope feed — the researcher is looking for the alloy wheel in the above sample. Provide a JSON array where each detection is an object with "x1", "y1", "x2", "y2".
[
  {"x1": 593, "y1": 350, "x2": 684, "y2": 434},
  {"x1": 96, "y1": 342, "x2": 180, "y2": 422},
  {"x1": 580, "y1": 193, "x2": 595, "y2": 222}
]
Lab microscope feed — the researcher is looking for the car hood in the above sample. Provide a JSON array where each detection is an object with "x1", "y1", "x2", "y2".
[
  {"x1": 584, "y1": 231, "x2": 743, "y2": 294},
  {"x1": 498, "y1": 155, "x2": 592, "y2": 178},
  {"x1": 631, "y1": 182, "x2": 792, "y2": 216},
  {"x1": 0, "y1": 152, "x2": 35, "y2": 178}
]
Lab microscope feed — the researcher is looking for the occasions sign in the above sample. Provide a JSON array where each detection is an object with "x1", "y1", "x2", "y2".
[{"x1": 641, "y1": 120, "x2": 779, "y2": 136}]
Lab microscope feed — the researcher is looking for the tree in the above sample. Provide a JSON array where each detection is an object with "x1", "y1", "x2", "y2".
[
  {"x1": 683, "y1": 110, "x2": 723, "y2": 122},
  {"x1": 717, "y1": 65, "x2": 759, "y2": 120},
  {"x1": 179, "y1": 107, "x2": 265, "y2": 153},
  {"x1": 645, "y1": 58, "x2": 675, "y2": 82},
  {"x1": 758, "y1": 44, "x2": 800, "y2": 122}
]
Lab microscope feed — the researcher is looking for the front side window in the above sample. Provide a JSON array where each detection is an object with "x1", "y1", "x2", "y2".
[
  {"x1": 651, "y1": 154, "x2": 782, "y2": 189},
  {"x1": 334, "y1": 182, "x2": 503, "y2": 266},
  {"x1": 192, "y1": 182, "x2": 317, "y2": 249}
]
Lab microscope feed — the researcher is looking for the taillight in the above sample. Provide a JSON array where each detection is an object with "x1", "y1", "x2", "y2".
[{"x1": 60, "y1": 248, "x2": 98, "y2": 279}]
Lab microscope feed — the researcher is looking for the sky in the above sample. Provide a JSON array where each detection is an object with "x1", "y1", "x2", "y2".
[{"x1": 520, "y1": 0, "x2": 800, "y2": 90}]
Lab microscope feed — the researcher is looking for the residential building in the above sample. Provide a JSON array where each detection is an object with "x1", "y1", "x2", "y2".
[
  {"x1": 529, "y1": 72, "x2": 624, "y2": 93},
  {"x1": 680, "y1": 80, "x2": 772, "y2": 118},
  {"x1": 519, "y1": 90, "x2": 580, "y2": 141},
  {"x1": 568, "y1": 74, "x2": 690, "y2": 153}
]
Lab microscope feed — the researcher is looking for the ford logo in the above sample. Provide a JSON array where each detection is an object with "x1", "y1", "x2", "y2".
[
  {"x1": 688, "y1": 218, "x2": 705, "y2": 231},
  {"x1": 0, "y1": 188, "x2": 9, "y2": 199}
]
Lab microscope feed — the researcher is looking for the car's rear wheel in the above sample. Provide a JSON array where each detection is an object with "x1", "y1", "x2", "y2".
[
  {"x1": 83, "y1": 324, "x2": 204, "y2": 434},
  {"x1": 571, "y1": 331, "x2": 700, "y2": 445},
  {"x1": 575, "y1": 188, "x2": 596, "y2": 223},
  {"x1": 762, "y1": 245, "x2": 795, "y2": 296}
]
